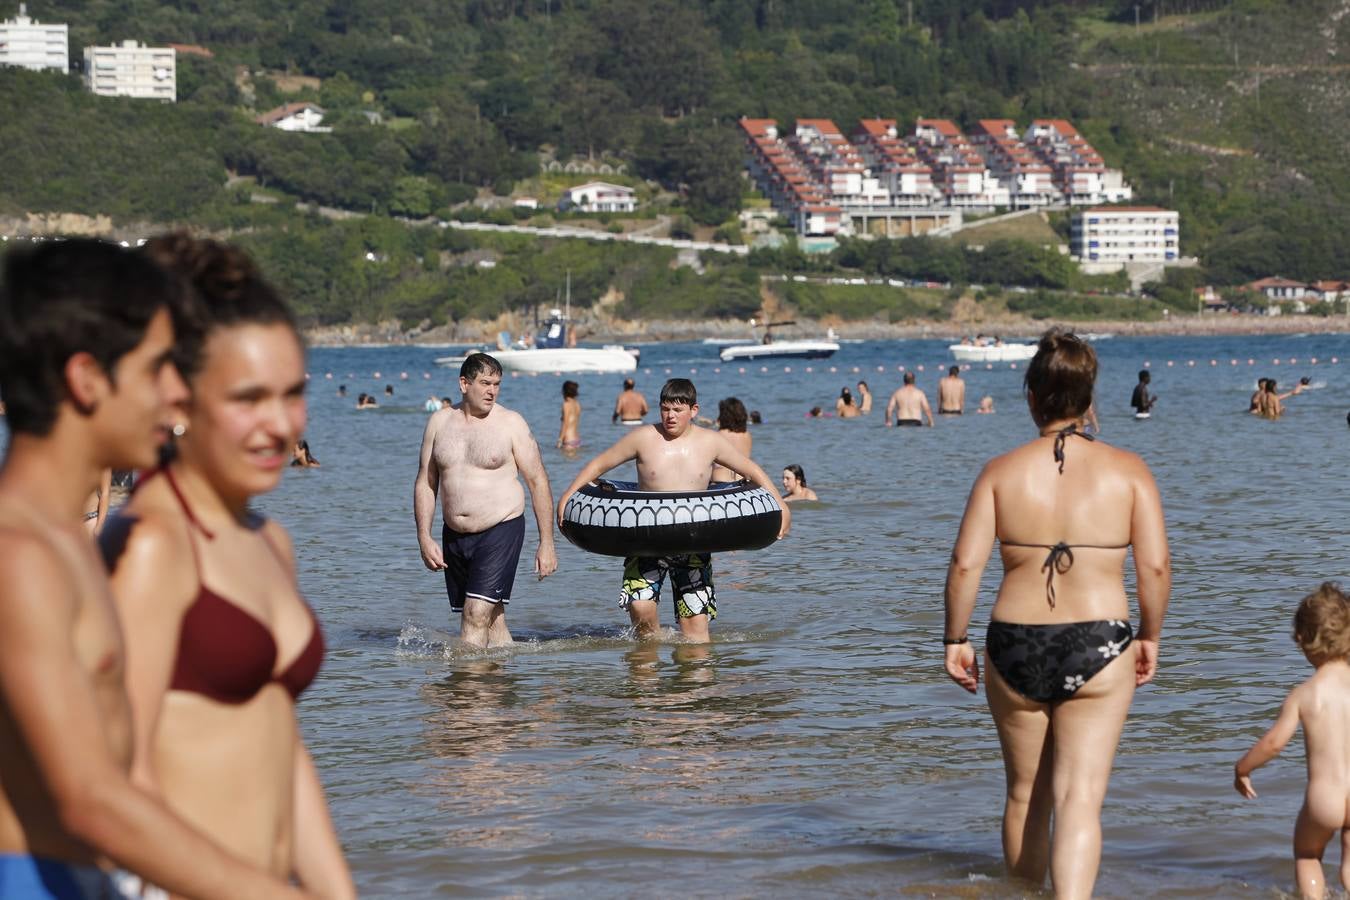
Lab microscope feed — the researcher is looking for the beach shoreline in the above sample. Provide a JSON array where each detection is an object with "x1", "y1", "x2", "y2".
[{"x1": 304, "y1": 312, "x2": 1350, "y2": 348}]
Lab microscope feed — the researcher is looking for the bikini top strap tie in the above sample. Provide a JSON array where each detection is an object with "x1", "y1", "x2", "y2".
[
  {"x1": 1052, "y1": 424, "x2": 1094, "y2": 474},
  {"x1": 1040, "y1": 541, "x2": 1074, "y2": 609}
]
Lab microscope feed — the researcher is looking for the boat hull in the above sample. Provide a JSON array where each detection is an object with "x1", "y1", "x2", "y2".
[
  {"x1": 948, "y1": 343, "x2": 1037, "y2": 363},
  {"x1": 491, "y1": 347, "x2": 638, "y2": 373},
  {"x1": 720, "y1": 341, "x2": 839, "y2": 362}
]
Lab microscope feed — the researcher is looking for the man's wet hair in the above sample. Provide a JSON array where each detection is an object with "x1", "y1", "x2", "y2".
[
  {"x1": 142, "y1": 233, "x2": 295, "y2": 382},
  {"x1": 1137, "y1": 369, "x2": 1150, "y2": 383},
  {"x1": 660, "y1": 378, "x2": 697, "y2": 407},
  {"x1": 623, "y1": 378, "x2": 635, "y2": 390},
  {"x1": 949, "y1": 365, "x2": 960, "y2": 376},
  {"x1": 0, "y1": 239, "x2": 183, "y2": 436},
  {"x1": 903, "y1": 371, "x2": 916, "y2": 384},
  {"x1": 460, "y1": 352, "x2": 503, "y2": 381}
]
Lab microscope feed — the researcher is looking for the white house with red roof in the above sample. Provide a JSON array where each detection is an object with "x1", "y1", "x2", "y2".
[{"x1": 256, "y1": 102, "x2": 331, "y2": 133}]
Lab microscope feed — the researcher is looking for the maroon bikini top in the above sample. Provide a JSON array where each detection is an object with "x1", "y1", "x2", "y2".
[{"x1": 145, "y1": 468, "x2": 324, "y2": 704}]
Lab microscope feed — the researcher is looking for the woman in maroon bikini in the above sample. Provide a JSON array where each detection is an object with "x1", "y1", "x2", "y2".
[{"x1": 105, "y1": 235, "x2": 354, "y2": 897}]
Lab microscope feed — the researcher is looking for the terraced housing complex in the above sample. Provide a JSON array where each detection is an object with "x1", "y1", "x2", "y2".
[{"x1": 741, "y1": 117, "x2": 1132, "y2": 238}]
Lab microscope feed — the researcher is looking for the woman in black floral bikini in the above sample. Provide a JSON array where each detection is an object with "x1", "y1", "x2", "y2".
[{"x1": 941, "y1": 329, "x2": 1171, "y2": 900}]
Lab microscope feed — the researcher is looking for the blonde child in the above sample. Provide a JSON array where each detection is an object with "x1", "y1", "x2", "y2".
[{"x1": 1234, "y1": 582, "x2": 1350, "y2": 900}]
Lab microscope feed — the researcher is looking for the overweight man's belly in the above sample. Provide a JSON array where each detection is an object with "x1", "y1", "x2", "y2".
[{"x1": 441, "y1": 470, "x2": 525, "y2": 534}]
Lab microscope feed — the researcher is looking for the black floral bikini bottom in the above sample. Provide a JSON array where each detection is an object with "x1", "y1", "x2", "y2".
[{"x1": 986, "y1": 619, "x2": 1134, "y2": 703}]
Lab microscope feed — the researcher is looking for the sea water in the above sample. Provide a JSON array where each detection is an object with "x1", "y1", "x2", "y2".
[{"x1": 19, "y1": 333, "x2": 1350, "y2": 896}]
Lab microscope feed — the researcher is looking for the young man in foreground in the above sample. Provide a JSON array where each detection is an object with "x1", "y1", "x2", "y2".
[
  {"x1": 557, "y1": 378, "x2": 789, "y2": 642},
  {"x1": 0, "y1": 240, "x2": 306, "y2": 898}
]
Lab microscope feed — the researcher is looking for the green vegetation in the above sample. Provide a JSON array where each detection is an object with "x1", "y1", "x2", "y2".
[{"x1": 2, "y1": 0, "x2": 1349, "y2": 326}]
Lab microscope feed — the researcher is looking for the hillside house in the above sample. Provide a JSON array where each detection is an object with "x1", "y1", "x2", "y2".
[
  {"x1": 559, "y1": 182, "x2": 636, "y2": 213},
  {"x1": 256, "y1": 102, "x2": 331, "y2": 133}
]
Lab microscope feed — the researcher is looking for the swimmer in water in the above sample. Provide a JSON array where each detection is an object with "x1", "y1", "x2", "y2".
[
  {"x1": 886, "y1": 372, "x2": 935, "y2": 427},
  {"x1": 836, "y1": 387, "x2": 861, "y2": 419},
  {"x1": 781, "y1": 464, "x2": 818, "y2": 502},
  {"x1": 612, "y1": 378, "x2": 649, "y2": 425},
  {"x1": 977, "y1": 395, "x2": 995, "y2": 414},
  {"x1": 1235, "y1": 582, "x2": 1350, "y2": 900},
  {"x1": 557, "y1": 380, "x2": 581, "y2": 450},
  {"x1": 1131, "y1": 370, "x2": 1156, "y2": 417},
  {"x1": 856, "y1": 381, "x2": 873, "y2": 415},
  {"x1": 557, "y1": 379, "x2": 789, "y2": 642},
  {"x1": 711, "y1": 397, "x2": 752, "y2": 484},
  {"x1": 938, "y1": 365, "x2": 965, "y2": 415},
  {"x1": 291, "y1": 438, "x2": 321, "y2": 467}
]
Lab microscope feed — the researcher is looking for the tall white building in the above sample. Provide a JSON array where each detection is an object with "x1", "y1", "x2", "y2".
[
  {"x1": 0, "y1": 4, "x2": 68, "y2": 73},
  {"x1": 1071, "y1": 206, "x2": 1179, "y2": 263},
  {"x1": 83, "y1": 40, "x2": 175, "y2": 101}
]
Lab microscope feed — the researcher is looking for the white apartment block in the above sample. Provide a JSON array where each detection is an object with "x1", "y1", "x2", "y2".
[
  {"x1": 84, "y1": 40, "x2": 175, "y2": 101},
  {"x1": 1071, "y1": 207, "x2": 1178, "y2": 263},
  {"x1": 0, "y1": 4, "x2": 68, "y2": 73}
]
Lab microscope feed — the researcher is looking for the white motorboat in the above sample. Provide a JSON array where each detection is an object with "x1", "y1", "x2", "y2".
[
  {"x1": 948, "y1": 342, "x2": 1037, "y2": 363},
  {"x1": 435, "y1": 273, "x2": 637, "y2": 373},
  {"x1": 435, "y1": 314, "x2": 637, "y2": 373},
  {"x1": 719, "y1": 320, "x2": 839, "y2": 362}
]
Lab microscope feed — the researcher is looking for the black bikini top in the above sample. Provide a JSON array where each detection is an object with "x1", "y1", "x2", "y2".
[{"x1": 1000, "y1": 423, "x2": 1127, "y2": 608}]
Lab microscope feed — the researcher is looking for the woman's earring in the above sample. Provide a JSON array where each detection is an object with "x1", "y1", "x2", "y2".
[{"x1": 172, "y1": 423, "x2": 187, "y2": 438}]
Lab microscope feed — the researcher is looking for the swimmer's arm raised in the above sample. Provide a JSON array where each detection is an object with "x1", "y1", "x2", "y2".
[
  {"x1": 943, "y1": 465, "x2": 996, "y2": 693},
  {"x1": 1130, "y1": 461, "x2": 1170, "y2": 686},
  {"x1": 1234, "y1": 692, "x2": 1301, "y2": 799},
  {"x1": 555, "y1": 432, "x2": 642, "y2": 526},
  {"x1": 512, "y1": 417, "x2": 557, "y2": 578},
  {"x1": 292, "y1": 742, "x2": 356, "y2": 899},
  {"x1": 709, "y1": 434, "x2": 790, "y2": 539},
  {"x1": 0, "y1": 536, "x2": 309, "y2": 900},
  {"x1": 414, "y1": 412, "x2": 445, "y2": 571}
]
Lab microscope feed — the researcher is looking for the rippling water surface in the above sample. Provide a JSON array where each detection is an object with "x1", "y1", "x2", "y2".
[{"x1": 33, "y1": 333, "x2": 1350, "y2": 896}]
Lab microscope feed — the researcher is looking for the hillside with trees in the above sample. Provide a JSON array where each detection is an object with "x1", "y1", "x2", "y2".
[{"x1": 2, "y1": 0, "x2": 1348, "y2": 328}]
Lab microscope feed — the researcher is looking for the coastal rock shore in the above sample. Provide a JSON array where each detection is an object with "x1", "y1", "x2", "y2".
[{"x1": 304, "y1": 313, "x2": 1350, "y2": 347}]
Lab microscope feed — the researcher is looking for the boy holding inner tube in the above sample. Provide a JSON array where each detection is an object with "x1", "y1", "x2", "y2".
[{"x1": 556, "y1": 378, "x2": 789, "y2": 642}]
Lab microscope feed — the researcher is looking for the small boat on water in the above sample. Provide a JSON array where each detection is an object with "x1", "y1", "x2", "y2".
[
  {"x1": 719, "y1": 320, "x2": 839, "y2": 362},
  {"x1": 435, "y1": 311, "x2": 637, "y2": 373},
  {"x1": 434, "y1": 274, "x2": 638, "y2": 374},
  {"x1": 948, "y1": 341, "x2": 1037, "y2": 363}
]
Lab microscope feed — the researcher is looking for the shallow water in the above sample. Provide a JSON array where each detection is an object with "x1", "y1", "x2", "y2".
[{"x1": 19, "y1": 333, "x2": 1350, "y2": 896}]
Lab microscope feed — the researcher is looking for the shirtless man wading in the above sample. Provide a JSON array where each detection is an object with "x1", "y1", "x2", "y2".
[
  {"x1": 414, "y1": 353, "x2": 558, "y2": 647},
  {"x1": 557, "y1": 379, "x2": 789, "y2": 643},
  {"x1": 886, "y1": 372, "x2": 935, "y2": 427},
  {"x1": 612, "y1": 378, "x2": 648, "y2": 425},
  {"x1": 938, "y1": 365, "x2": 966, "y2": 415}
]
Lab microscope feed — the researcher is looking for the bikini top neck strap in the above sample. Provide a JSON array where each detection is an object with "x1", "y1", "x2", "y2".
[
  {"x1": 1047, "y1": 423, "x2": 1093, "y2": 474},
  {"x1": 159, "y1": 466, "x2": 216, "y2": 540}
]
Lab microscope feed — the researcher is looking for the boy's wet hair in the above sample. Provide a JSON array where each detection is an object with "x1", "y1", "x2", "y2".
[
  {"x1": 142, "y1": 233, "x2": 295, "y2": 382},
  {"x1": 1024, "y1": 328, "x2": 1097, "y2": 426},
  {"x1": 660, "y1": 378, "x2": 696, "y2": 407},
  {"x1": 1294, "y1": 582, "x2": 1350, "y2": 665},
  {"x1": 0, "y1": 239, "x2": 184, "y2": 436},
  {"x1": 460, "y1": 352, "x2": 503, "y2": 381}
]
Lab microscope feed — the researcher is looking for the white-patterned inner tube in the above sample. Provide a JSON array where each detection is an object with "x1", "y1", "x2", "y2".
[{"x1": 561, "y1": 479, "x2": 782, "y2": 557}]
